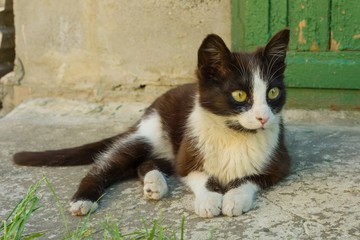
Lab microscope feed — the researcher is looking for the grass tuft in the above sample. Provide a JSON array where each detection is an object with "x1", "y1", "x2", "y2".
[
  {"x1": 0, "y1": 178, "x2": 44, "y2": 240},
  {"x1": 0, "y1": 177, "x2": 187, "y2": 240}
]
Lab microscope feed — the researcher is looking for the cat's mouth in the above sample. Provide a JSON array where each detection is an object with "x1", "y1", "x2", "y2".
[{"x1": 225, "y1": 120, "x2": 259, "y2": 134}]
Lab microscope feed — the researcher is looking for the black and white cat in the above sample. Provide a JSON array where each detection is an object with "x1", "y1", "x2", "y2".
[{"x1": 14, "y1": 29, "x2": 291, "y2": 218}]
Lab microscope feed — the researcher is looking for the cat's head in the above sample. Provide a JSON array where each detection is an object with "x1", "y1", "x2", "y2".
[{"x1": 196, "y1": 29, "x2": 290, "y2": 132}]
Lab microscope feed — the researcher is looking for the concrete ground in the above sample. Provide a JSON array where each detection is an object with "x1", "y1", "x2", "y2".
[{"x1": 0, "y1": 98, "x2": 359, "y2": 239}]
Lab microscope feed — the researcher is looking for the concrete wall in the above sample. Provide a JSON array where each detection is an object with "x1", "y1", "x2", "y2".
[{"x1": 1, "y1": 0, "x2": 230, "y2": 113}]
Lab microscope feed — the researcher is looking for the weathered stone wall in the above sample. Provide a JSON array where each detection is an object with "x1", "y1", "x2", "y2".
[{"x1": 1, "y1": 0, "x2": 230, "y2": 113}]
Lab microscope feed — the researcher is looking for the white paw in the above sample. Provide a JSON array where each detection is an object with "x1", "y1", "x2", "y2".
[
  {"x1": 194, "y1": 191, "x2": 223, "y2": 218},
  {"x1": 69, "y1": 200, "x2": 98, "y2": 216},
  {"x1": 143, "y1": 170, "x2": 168, "y2": 200},
  {"x1": 222, "y1": 182, "x2": 259, "y2": 217}
]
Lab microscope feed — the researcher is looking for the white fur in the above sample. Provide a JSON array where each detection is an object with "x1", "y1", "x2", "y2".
[
  {"x1": 134, "y1": 111, "x2": 174, "y2": 160},
  {"x1": 143, "y1": 170, "x2": 168, "y2": 200},
  {"x1": 188, "y1": 99, "x2": 280, "y2": 186},
  {"x1": 94, "y1": 138, "x2": 133, "y2": 172},
  {"x1": 69, "y1": 200, "x2": 98, "y2": 216},
  {"x1": 222, "y1": 182, "x2": 259, "y2": 216},
  {"x1": 182, "y1": 171, "x2": 223, "y2": 218},
  {"x1": 95, "y1": 110, "x2": 174, "y2": 172}
]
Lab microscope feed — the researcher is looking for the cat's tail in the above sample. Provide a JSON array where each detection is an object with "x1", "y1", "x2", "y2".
[{"x1": 13, "y1": 135, "x2": 118, "y2": 166}]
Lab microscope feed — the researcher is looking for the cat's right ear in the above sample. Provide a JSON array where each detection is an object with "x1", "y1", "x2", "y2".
[
  {"x1": 264, "y1": 28, "x2": 290, "y2": 63},
  {"x1": 197, "y1": 34, "x2": 231, "y2": 81}
]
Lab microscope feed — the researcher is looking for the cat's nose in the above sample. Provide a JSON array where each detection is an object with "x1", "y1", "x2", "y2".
[{"x1": 256, "y1": 116, "x2": 269, "y2": 125}]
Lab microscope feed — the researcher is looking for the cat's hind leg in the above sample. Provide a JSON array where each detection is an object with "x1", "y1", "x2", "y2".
[
  {"x1": 143, "y1": 170, "x2": 168, "y2": 200},
  {"x1": 137, "y1": 159, "x2": 173, "y2": 200},
  {"x1": 70, "y1": 136, "x2": 152, "y2": 216}
]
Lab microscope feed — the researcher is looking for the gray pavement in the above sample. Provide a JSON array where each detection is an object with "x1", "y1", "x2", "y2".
[{"x1": 1, "y1": 98, "x2": 359, "y2": 239}]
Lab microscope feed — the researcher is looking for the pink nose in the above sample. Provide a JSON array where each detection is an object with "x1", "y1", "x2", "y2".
[{"x1": 256, "y1": 116, "x2": 269, "y2": 125}]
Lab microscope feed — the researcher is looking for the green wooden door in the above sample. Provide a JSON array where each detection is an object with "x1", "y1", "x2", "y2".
[{"x1": 232, "y1": 0, "x2": 360, "y2": 110}]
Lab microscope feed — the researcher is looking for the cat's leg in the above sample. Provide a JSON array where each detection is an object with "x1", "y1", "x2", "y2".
[
  {"x1": 222, "y1": 174, "x2": 286, "y2": 216},
  {"x1": 222, "y1": 159, "x2": 290, "y2": 216},
  {"x1": 176, "y1": 137, "x2": 223, "y2": 218},
  {"x1": 143, "y1": 170, "x2": 167, "y2": 200},
  {"x1": 182, "y1": 171, "x2": 223, "y2": 218},
  {"x1": 222, "y1": 141, "x2": 291, "y2": 217},
  {"x1": 137, "y1": 159, "x2": 173, "y2": 200},
  {"x1": 70, "y1": 137, "x2": 152, "y2": 216},
  {"x1": 222, "y1": 180, "x2": 259, "y2": 217}
]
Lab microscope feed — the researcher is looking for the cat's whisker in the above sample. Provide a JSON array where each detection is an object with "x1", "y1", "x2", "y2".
[
  {"x1": 266, "y1": 53, "x2": 283, "y2": 79},
  {"x1": 230, "y1": 63, "x2": 243, "y2": 75},
  {"x1": 234, "y1": 54, "x2": 246, "y2": 74},
  {"x1": 266, "y1": 54, "x2": 278, "y2": 80},
  {"x1": 268, "y1": 65, "x2": 285, "y2": 83}
]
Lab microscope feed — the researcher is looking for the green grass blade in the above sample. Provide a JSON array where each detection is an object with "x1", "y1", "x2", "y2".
[
  {"x1": 22, "y1": 232, "x2": 45, "y2": 240},
  {"x1": 148, "y1": 219, "x2": 158, "y2": 240},
  {"x1": 180, "y1": 215, "x2": 185, "y2": 240},
  {"x1": 158, "y1": 222, "x2": 163, "y2": 240},
  {"x1": 141, "y1": 217, "x2": 149, "y2": 236},
  {"x1": 209, "y1": 226, "x2": 215, "y2": 240},
  {"x1": 0, "y1": 179, "x2": 43, "y2": 240},
  {"x1": 3, "y1": 199, "x2": 22, "y2": 223},
  {"x1": 14, "y1": 196, "x2": 41, "y2": 240},
  {"x1": 101, "y1": 221, "x2": 122, "y2": 239},
  {"x1": 44, "y1": 177, "x2": 69, "y2": 235}
]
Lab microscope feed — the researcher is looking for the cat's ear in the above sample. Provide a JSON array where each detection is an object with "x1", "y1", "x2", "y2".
[
  {"x1": 264, "y1": 28, "x2": 290, "y2": 63},
  {"x1": 197, "y1": 34, "x2": 231, "y2": 81}
]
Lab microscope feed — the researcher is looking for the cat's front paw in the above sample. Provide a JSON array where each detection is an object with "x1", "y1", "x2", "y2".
[
  {"x1": 222, "y1": 183, "x2": 258, "y2": 217},
  {"x1": 69, "y1": 200, "x2": 98, "y2": 216},
  {"x1": 143, "y1": 170, "x2": 168, "y2": 200},
  {"x1": 194, "y1": 191, "x2": 223, "y2": 218}
]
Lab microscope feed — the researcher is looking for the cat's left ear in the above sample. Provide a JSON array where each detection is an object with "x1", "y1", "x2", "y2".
[
  {"x1": 264, "y1": 28, "x2": 290, "y2": 63},
  {"x1": 197, "y1": 34, "x2": 232, "y2": 81}
]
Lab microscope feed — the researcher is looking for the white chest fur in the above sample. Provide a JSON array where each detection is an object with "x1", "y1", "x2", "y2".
[{"x1": 188, "y1": 101, "x2": 280, "y2": 186}]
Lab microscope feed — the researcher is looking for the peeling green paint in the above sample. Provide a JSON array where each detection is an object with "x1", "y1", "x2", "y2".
[
  {"x1": 331, "y1": 0, "x2": 360, "y2": 50},
  {"x1": 288, "y1": 0, "x2": 330, "y2": 51}
]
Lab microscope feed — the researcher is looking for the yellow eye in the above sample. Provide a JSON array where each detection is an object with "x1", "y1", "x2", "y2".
[
  {"x1": 268, "y1": 87, "x2": 280, "y2": 100},
  {"x1": 232, "y1": 90, "x2": 247, "y2": 103}
]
